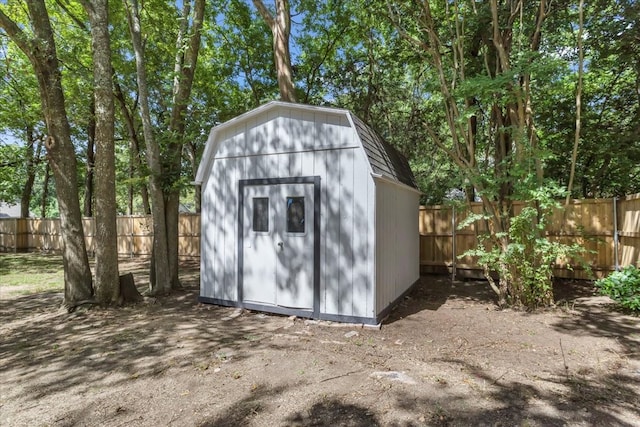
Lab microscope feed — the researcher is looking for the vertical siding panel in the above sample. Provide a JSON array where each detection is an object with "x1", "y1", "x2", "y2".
[
  {"x1": 301, "y1": 151, "x2": 314, "y2": 176},
  {"x1": 267, "y1": 108, "x2": 279, "y2": 153},
  {"x1": 287, "y1": 152, "x2": 303, "y2": 177},
  {"x1": 352, "y1": 148, "x2": 371, "y2": 317},
  {"x1": 388, "y1": 188, "x2": 398, "y2": 308},
  {"x1": 231, "y1": 124, "x2": 243, "y2": 157},
  {"x1": 313, "y1": 149, "x2": 328, "y2": 314},
  {"x1": 217, "y1": 128, "x2": 228, "y2": 157},
  {"x1": 375, "y1": 183, "x2": 383, "y2": 314},
  {"x1": 252, "y1": 151, "x2": 266, "y2": 179},
  {"x1": 342, "y1": 115, "x2": 354, "y2": 146},
  {"x1": 314, "y1": 113, "x2": 325, "y2": 152},
  {"x1": 367, "y1": 168, "x2": 376, "y2": 317},
  {"x1": 212, "y1": 158, "x2": 225, "y2": 299},
  {"x1": 201, "y1": 161, "x2": 214, "y2": 299},
  {"x1": 289, "y1": 108, "x2": 301, "y2": 147},
  {"x1": 253, "y1": 112, "x2": 269, "y2": 156},
  {"x1": 339, "y1": 149, "x2": 355, "y2": 316},
  {"x1": 301, "y1": 111, "x2": 316, "y2": 150},
  {"x1": 273, "y1": 153, "x2": 287, "y2": 179},
  {"x1": 375, "y1": 183, "x2": 388, "y2": 314},
  {"x1": 229, "y1": 157, "x2": 241, "y2": 297},
  {"x1": 230, "y1": 157, "x2": 241, "y2": 300},
  {"x1": 246, "y1": 116, "x2": 256, "y2": 155},
  {"x1": 324, "y1": 149, "x2": 341, "y2": 315},
  {"x1": 281, "y1": 106, "x2": 291, "y2": 149}
]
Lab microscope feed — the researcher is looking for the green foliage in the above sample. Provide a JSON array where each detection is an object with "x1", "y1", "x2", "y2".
[
  {"x1": 0, "y1": 143, "x2": 25, "y2": 203},
  {"x1": 462, "y1": 184, "x2": 589, "y2": 309},
  {"x1": 595, "y1": 266, "x2": 640, "y2": 313}
]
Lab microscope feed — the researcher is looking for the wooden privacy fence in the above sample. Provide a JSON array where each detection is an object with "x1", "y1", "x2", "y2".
[
  {"x1": 0, "y1": 214, "x2": 200, "y2": 258},
  {"x1": 1, "y1": 195, "x2": 638, "y2": 280},
  {"x1": 420, "y1": 194, "x2": 640, "y2": 280}
]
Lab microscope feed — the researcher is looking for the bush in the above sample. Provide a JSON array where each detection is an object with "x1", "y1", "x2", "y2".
[
  {"x1": 595, "y1": 266, "x2": 640, "y2": 313},
  {"x1": 460, "y1": 184, "x2": 589, "y2": 309}
]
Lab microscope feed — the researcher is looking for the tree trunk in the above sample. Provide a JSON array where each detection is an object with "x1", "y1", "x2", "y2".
[
  {"x1": 41, "y1": 163, "x2": 50, "y2": 218},
  {"x1": 163, "y1": 0, "x2": 206, "y2": 290},
  {"x1": 194, "y1": 184, "x2": 201, "y2": 213},
  {"x1": 114, "y1": 80, "x2": 151, "y2": 215},
  {"x1": 253, "y1": 0, "x2": 297, "y2": 102},
  {"x1": 124, "y1": 0, "x2": 172, "y2": 295},
  {"x1": 186, "y1": 141, "x2": 201, "y2": 213},
  {"x1": 565, "y1": 0, "x2": 584, "y2": 206},
  {"x1": 83, "y1": 0, "x2": 120, "y2": 304},
  {"x1": 84, "y1": 99, "x2": 95, "y2": 217}
]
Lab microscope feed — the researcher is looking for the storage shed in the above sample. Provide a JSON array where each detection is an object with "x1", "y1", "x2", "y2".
[{"x1": 195, "y1": 101, "x2": 420, "y2": 324}]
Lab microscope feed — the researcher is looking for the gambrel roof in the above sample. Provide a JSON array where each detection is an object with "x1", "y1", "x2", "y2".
[
  {"x1": 195, "y1": 101, "x2": 418, "y2": 192},
  {"x1": 349, "y1": 114, "x2": 417, "y2": 189}
]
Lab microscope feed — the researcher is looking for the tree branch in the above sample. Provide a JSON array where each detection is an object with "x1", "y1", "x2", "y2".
[
  {"x1": 252, "y1": 0, "x2": 275, "y2": 28},
  {"x1": 56, "y1": 0, "x2": 90, "y2": 31},
  {"x1": 0, "y1": 8, "x2": 34, "y2": 61}
]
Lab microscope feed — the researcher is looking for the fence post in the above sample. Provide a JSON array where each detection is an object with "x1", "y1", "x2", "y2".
[
  {"x1": 613, "y1": 196, "x2": 619, "y2": 272},
  {"x1": 16, "y1": 218, "x2": 28, "y2": 252}
]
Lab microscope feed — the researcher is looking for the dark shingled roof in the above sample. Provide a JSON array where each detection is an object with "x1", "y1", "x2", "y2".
[{"x1": 350, "y1": 114, "x2": 418, "y2": 190}]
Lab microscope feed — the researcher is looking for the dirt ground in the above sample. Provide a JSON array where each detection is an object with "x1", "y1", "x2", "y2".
[{"x1": 1, "y1": 258, "x2": 639, "y2": 427}]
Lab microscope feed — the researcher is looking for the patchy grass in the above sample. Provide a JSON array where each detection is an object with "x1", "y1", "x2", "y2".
[{"x1": 0, "y1": 253, "x2": 64, "y2": 296}]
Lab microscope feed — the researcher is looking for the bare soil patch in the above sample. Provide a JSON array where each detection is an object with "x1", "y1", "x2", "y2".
[{"x1": 1, "y1": 256, "x2": 639, "y2": 426}]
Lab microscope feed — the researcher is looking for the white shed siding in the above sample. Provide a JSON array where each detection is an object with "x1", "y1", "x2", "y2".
[
  {"x1": 352, "y1": 147, "x2": 376, "y2": 317},
  {"x1": 200, "y1": 157, "x2": 239, "y2": 301},
  {"x1": 314, "y1": 149, "x2": 329, "y2": 313},
  {"x1": 374, "y1": 180, "x2": 420, "y2": 315},
  {"x1": 323, "y1": 149, "x2": 341, "y2": 314},
  {"x1": 318, "y1": 146, "x2": 374, "y2": 317},
  {"x1": 201, "y1": 146, "x2": 376, "y2": 317},
  {"x1": 397, "y1": 185, "x2": 420, "y2": 292}
]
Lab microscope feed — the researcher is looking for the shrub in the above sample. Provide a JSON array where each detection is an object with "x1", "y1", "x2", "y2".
[
  {"x1": 460, "y1": 184, "x2": 589, "y2": 309},
  {"x1": 595, "y1": 266, "x2": 640, "y2": 313}
]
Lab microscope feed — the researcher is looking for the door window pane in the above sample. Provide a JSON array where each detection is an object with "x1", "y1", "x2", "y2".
[
  {"x1": 252, "y1": 197, "x2": 269, "y2": 232},
  {"x1": 286, "y1": 197, "x2": 305, "y2": 233}
]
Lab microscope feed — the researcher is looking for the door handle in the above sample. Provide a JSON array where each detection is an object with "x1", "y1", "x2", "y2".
[{"x1": 277, "y1": 241, "x2": 284, "y2": 249}]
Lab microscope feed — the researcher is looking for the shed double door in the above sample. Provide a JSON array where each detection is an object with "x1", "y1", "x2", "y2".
[{"x1": 242, "y1": 183, "x2": 315, "y2": 310}]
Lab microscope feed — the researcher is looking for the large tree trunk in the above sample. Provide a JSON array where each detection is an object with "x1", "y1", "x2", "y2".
[
  {"x1": 0, "y1": 0, "x2": 94, "y2": 308},
  {"x1": 83, "y1": 0, "x2": 120, "y2": 304},
  {"x1": 253, "y1": 0, "x2": 297, "y2": 102},
  {"x1": 124, "y1": 0, "x2": 172, "y2": 295}
]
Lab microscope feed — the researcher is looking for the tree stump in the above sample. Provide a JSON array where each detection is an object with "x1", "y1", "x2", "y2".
[{"x1": 119, "y1": 272, "x2": 143, "y2": 304}]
